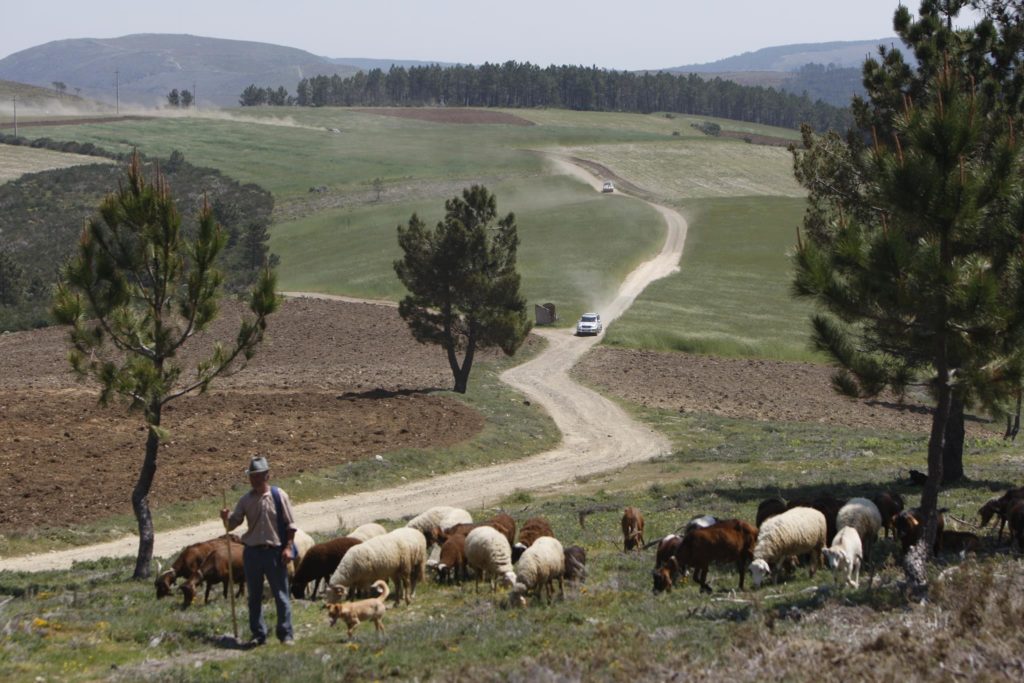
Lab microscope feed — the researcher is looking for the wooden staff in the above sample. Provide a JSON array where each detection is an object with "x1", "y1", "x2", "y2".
[{"x1": 222, "y1": 491, "x2": 239, "y2": 641}]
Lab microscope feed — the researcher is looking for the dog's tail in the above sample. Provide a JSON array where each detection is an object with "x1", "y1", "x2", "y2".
[{"x1": 372, "y1": 579, "x2": 390, "y2": 603}]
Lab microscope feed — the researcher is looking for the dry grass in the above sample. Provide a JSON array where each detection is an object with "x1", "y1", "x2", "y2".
[{"x1": 0, "y1": 146, "x2": 112, "y2": 183}]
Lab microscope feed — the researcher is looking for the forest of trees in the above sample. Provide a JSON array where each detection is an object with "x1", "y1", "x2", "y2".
[
  {"x1": 0, "y1": 144, "x2": 277, "y2": 331},
  {"x1": 239, "y1": 61, "x2": 853, "y2": 132}
]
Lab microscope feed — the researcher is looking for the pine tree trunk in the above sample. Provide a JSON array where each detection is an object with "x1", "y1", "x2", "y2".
[
  {"x1": 941, "y1": 396, "x2": 964, "y2": 484},
  {"x1": 132, "y1": 404, "x2": 161, "y2": 579},
  {"x1": 910, "y1": 366, "x2": 952, "y2": 597}
]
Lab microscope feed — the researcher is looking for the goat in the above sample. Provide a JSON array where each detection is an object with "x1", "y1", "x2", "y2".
[
  {"x1": 178, "y1": 539, "x2": 245, "y2": 608},
  {"x1": 155, "y1": 535, "x2": 240, "y2": 600},
  {"x1": 621, "y1": 507, "x2": 645, "y2": 553},
  {"x1": 674, "y1": 519, "x2": 757, "y2": 593},
  {"x1": 291, "y1": 537, "x2": 362, "y2": 600}
]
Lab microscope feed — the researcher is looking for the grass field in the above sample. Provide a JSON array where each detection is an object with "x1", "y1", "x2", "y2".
[
  {"x1": 605, "y1": 196, "x2": 817, "y2": 361},
  {"x1": 0, "y1": 146, "x2": 112, "y2": 183},
  {"x1": 2, "y1": 401, "x2": 1020, "y2": 682}
]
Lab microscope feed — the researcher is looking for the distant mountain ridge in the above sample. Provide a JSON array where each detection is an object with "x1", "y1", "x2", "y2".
[
  {"x1": 0, "y1": 34, "x2": 359, "y2": 107},
  {"x1": 667, "y1": 38, "x2": 908, "y2": 73}
]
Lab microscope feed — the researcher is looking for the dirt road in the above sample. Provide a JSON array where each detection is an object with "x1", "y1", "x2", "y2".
[{"x1": 0, "y1": 155, "x2": 686, "y2": 572}]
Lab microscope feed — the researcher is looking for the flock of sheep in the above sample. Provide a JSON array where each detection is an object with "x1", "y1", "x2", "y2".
[{"x1": 153, "y1": 486, "x2": 1024, "y2": 634}]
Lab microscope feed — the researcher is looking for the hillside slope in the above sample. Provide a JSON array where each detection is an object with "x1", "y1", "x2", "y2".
[
  {"x1": 666, "y1": 38, "x2": 904, "y2": 72},
  {"x1": 0, "y1": 34, "x2": 358, "y2": 107}
]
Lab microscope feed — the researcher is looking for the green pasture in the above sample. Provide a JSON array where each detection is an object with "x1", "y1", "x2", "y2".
[
  {"x1": 272, "y1": 174, "x2": 665, "y2": 317},
  {"x1": 2, "y1": 401, "x2": 1020, "y2": 682},
  {"x1": 605, "y1": 196, "x2": 818, "y2": 361}
]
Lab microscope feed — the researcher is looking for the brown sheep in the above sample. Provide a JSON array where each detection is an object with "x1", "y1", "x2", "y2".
[
  {"x1": 894, "y1": 507, "x2": 946, "y2": 554},
  {"x1": 178, "y1": 539, "x2": 245, "y2": 608},
  {"x1": 652, "y1": 534, "x2": 685, "y2": 593},
  {"x1": 673, "y1": 519, "x2": 758, "y2": 593},
  {"x1": 872, "y1": 492, "x2": 905, "y2": 538},
  {"x1": 291, "y1": 537, "x2": 363, "y2": 600},
  {"x1": 621, "y1": 507, "x2": 645, "y2": 553},
  {"x1": 435, "y1": 533, "x2": 469, "y2": 584},
  {"x1": 154, "y1": 535, "x2": 240, "y2": 600},
  {"x1": 513, "y1": 517, "x2": 554, "y2": 563},
  {"x1": 1009, "y1": 500, "x2": 1024, "y2": 551},
  {"x1": 487, "y1": 513, "x2": 517, "y2": 547},
  {"x1": 788, "y1": 494, "x2": 845, "y2": 545}
]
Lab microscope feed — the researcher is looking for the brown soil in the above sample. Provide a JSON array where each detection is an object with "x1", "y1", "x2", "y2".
[
  {"x1": 575, "y1": 346, "x2": 992, "y2": 435},
  {"x1": 0, "y1": 297, "x2": 483, "y2": 532},
  {"x1": 351, "y1": 107, "x2": 535, "y2": 125}
]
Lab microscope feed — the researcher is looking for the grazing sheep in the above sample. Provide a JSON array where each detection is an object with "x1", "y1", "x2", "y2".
[
  {"x1": 652, "y1": 534, "x2": 684, "y2": 593},
  {"x1": 835, "y1": 498, "x2": 882, "y2": 561},
  {"x1": 788, "y1": 494, "x2": 845, "y2": 546},
  {"x1": 894, "y1": 508, "x2": 945, "y2": 554},
  {"x1": 979, "y1": 488, "x2": 1024, "y2": 543},
  {"x1": 511, "y1": 536, "x2": 565, "y2": 606},
  {"x1": 327, "y1": 527, "x2": 427, "y2": 605},
  {"x1": 513, "y1": 517, "x2": 554, "y2": 563},
  {"x1": 287, "y1": 528, "x2": 315, "y2": 579},
  {"x1": 179, "y1": 539, "x2": 245, "y2": 608},
  {"x1": 488, "y1": 513, "x2": 517, "y2": 547},
  {"x1": 347, "y1": 523, "x2": 388, "y2": 542},
  {"x1": 872, "y1": 492, "x2": 905, "y2": 538},
  {"x1": 621, "y1": 507, "x2": 645, "y2": 553},
  {"x1": 683, "y1": 515, "x2": 718, "y2": 535},
  {"x1": 749, "y1": 507, "x2": 826, "y2": 588},
  {"x1": 1009, "y1": 500, "x2": 1024, "y2": 551},
  {"x1": 154, "y1": 535, "x2": 240, "y2": 599},
  {"x1": 822, "y1": 526, "x2": 862, "y2": 588},
  {"x1": 563, "y1": 546, "x2": 587, "y2": 583},
  {"x1": 673, "y1": 519, "x2": 758, "y2": 594},
  {"x1": 465, "y1": 526, "x2": 517, "y2": 591},
  {"x1": 756, "y1": 498, "x2": 788, "y2": 527},
  {"x1": 406, "y1": 506, "x2": 473, "y2": 547},
  {"x1": 291, "y1": 537, "x2": 362, "y2": 599},
  {"x1": 435, "y1": 533, "x2": 469, "y2": 584}
]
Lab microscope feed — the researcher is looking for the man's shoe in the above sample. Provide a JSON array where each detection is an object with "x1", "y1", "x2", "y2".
[
  {"x1": 247, "y1": 637, "x2": 266, "y2": 648},
  {"x1": 281, "y1": 637, "x2": 295, "y2": 646}
]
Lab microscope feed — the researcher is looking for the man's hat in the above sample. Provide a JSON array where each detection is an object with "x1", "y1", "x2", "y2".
[{"x1": 245, "y1": 456, "x2": 270, "y2": 475}]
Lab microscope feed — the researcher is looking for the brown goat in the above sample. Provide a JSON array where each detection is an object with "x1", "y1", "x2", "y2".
[
  {"x1": 894, "y1": 508, "x2": 945, "y2": 554},
  {"x1": 872, "y1": 492, "x2": 905, "y2": 538},
  {"x1": 154, "y1": 535, "x2": 240, "y2": 600},
  {"x1": 487, "y1": 513, "x2": 517, "y2": 547},
  {"x1": 979, "y1": 487, "x2": 1024, "y2": 542},
  {"x1": 179, "y1": 539, "x2": 245, "y2": 608},
  {"x1": 563, "y1": 546, "x2": 587, "y2": 583},
  {"x1": 621, "y1": 507, "x2": 645, "y2": 553},
  {"x1": 672, "y1": 519, "x2": 757, "y2": 593},
  {"x1": 513, "y1": 517, "x2": 554, "y2": 563},
  {"x1": 756, "y1": 498, "x2": 787, "y2": 528},
  {"x1": 435, "y1": 533, "x2": 469, "y2": 584},
  {"x1": 291, "y1": 537, "x2": 363, "y2": 600},
  {"x1": 652, "y1": 534, "x2": 685, "y2": 593},
  {"x1": 940, "y1": 530, "x2": 981, "y2": 555}
]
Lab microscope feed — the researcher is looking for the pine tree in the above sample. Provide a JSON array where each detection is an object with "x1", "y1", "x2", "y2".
[
  {"x1": 52, "y1": 151, "x2": 279, "y2": 578},
  {"x1": 394, "y1": 186, "x2": 531, "y2": 394},
  {"x1": 792, "y1": 2, "x2": 1024, "y2": 582}
]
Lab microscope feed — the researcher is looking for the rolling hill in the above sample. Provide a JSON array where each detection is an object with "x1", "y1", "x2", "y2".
[{"x1": 0, "y1": 34, "x2": 359, "y2": 108}]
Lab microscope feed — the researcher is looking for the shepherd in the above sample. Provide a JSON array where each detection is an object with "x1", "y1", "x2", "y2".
[{"x1": 221, "y1": 455, "x2": 298, "y2": 647}]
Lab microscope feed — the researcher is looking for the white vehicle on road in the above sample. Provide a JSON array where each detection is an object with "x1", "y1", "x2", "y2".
[
  {"x1": 602, "y1": 181, "x2": 615, "y2": 193},
  {"x1": 576, "y1": 312, "x2": 603, "y2": 336}
]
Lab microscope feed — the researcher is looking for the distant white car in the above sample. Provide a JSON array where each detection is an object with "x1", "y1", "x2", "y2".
[
  {"x1": 602, "y1": 181, "x2": 614, "y2": 193},
  {"x1": 576, "y1": 312, "x2": 603, "y2": 336}
]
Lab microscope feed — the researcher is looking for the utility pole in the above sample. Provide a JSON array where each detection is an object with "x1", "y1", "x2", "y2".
[{"x1": 115, "y1": 69, "x2": 119, "y2": 115}]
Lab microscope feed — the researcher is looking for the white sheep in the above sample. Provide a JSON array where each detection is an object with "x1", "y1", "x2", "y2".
[
  {"x1": 326, "y1": 527, "x2": 427, "y2": 605},
  {"x1": 749, "y1": 506, "x2": 826, "y2": 588},
  {"x1": 287, "y1": 528, "x2": 316, "y2": 579},
  {"x1": 465, "y1": 526, "x2": 516, "y2": 591},
  {"x1": 835, "y1": 497, "x2": 882, "y2": 561},
  {"x1": 511, "y1": 536, "x2": 565, "y2": 606},
  {"x1": 347, "y1": 522, "x2": 388, "y2": 542},
  {"x1": 406, "y1": 506, "x2": 473, "y2": 547},
  {"x1": 823, "y1": 526, "x2": 862, "y2": 588}
]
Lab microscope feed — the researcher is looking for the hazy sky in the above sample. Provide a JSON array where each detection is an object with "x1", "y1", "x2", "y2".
[{"x1": 1, "y1": 1, "x2": 983, "y2": 69}]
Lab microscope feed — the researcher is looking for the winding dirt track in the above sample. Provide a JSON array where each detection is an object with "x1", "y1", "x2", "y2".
[{"x1": 0, "y1": 155, "x2": 686, "y2": 572}]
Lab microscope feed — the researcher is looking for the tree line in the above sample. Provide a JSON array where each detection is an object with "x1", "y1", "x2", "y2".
[{"x1": 239, "y1": 61, "x2": 853, "y2": 132}]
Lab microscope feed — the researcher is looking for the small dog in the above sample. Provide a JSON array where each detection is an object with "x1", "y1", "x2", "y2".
[{"x1": 326, "y1": 580, "x2": 389, "y2": 637}]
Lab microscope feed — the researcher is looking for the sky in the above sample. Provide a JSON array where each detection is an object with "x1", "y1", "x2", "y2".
[{"x1": 0, "y1": 1, "x2": 984, "y2": 70}]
